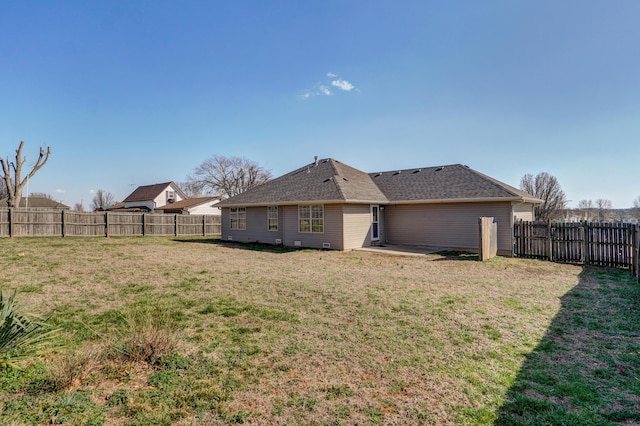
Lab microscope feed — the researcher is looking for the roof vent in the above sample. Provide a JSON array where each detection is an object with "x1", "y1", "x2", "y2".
[
  {"x1": 323, "y1": 178, "x2": 332, "y2": 183},
  {"x1": 435, "y1": 167, "x2": 444, "y2": 172},
  {"x1": 413, "y1": 169, "x2": 421, "y2": 174},
  {"x1": 343, "y1": 177, "x2": 349, "y2": 181},
  {"x1": 374, "y1": 172, "x2": 382, "y2": 177},
  {"x1": 393, "y1": 171, "x2": 401, "y2": 176},
  {"x1": 314, "y1": 156, "x2": 319, "y2": 166}
]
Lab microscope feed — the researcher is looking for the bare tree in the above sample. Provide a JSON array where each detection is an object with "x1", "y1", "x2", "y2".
[
  {"x1": 187, "y1": 155, "x2": 272, "y2": 198},
  {"x1": 177, "y1": 181, "x2": 204, "y2": 198},
  {"x1": 28, "y1": 192, "x2": 54, "y2": 200},
  {"x1": 633, "y1": 196, "x2": 640, "y2": 210},
  {"x1": 73, "y1": 202, "x2": 85, "y2": 212},
  {"x1": 577, "y1": 199, "x2": 594, "y2": 221},
  {"x1": 0, "y1": 141, "x2": 51, "y2": 208},
  {"x1": 595, "y1": 198, "x2": 612, "y2": 222},
  {"x1": 0, "y1": 179, "x2": 8, "y2": 199},
  {"x1": 520, "y1": 172, "x2": 568, "y2": 222},
  {"x1": 91, "y1": 190, "x2": 116, "y2": 211}
]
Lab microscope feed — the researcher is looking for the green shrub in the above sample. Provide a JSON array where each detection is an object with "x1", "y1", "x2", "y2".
[{"x1": 0, "y1": 290, "x2": 59, "y2": 368}]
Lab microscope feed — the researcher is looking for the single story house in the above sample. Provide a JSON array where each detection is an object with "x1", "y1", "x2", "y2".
[
  {"x1": 120, "y1": 182, "x2": 188, "y2": 212},
  {"x1": 216, "y1": 158, "x2": 541, "y2": 255},
  {"x1": 155, "y1": 196, "x2": 223, "y2": 215}
]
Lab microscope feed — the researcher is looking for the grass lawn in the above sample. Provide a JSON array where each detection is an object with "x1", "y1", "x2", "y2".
[{"x1": 0, "y1": 237, "x2": 638, "y2": 425}]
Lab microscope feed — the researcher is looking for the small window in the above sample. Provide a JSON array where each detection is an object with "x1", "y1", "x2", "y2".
[
  {"x1": 267, "y1": 206, "x2": 278, "y2": 231},
  {"x1": 299, "y1": 205, "x2": 323, "y2": 233},
  {"x1": 230, "y1": 207, "x2": 246, "y2": 230}
]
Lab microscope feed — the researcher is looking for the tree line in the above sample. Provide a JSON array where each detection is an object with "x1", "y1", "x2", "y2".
[{"x1": 3, "y1": 141, "x2": 640, "y2": 221}]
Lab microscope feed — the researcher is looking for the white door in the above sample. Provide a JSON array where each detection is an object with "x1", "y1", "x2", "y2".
[{"x1": 371, "y1": 205, "x2": 380, "y2": 241}]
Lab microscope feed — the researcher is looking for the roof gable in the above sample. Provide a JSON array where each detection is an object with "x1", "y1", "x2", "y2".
[{"x1": 123, "y1": 182, "x2": 187, "y2": 202}]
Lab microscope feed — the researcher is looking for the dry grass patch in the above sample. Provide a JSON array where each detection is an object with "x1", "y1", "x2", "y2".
[{"x1": 0, "y1": 237, "x2": 636, "y2": 425}]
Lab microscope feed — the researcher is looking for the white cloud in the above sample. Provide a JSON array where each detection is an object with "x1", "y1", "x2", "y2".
[
  {"x1": 331, "y1": 78, "x2": 355, "y2": 91},
  {"x1": 55, "y1": 189, "x2": 65, "y2": 194},
  {"x1": 89, "y1": 189, "x2": 96, "y2": 194},
  {"x1": 300, "y1": 72, "x2": 358, "y2": 100}
]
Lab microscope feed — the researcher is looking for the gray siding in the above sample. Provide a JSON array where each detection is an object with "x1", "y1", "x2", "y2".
[
  {"x1": 384, "y1": 202, "x2": 514, "y2": 254},
  {"x1": 342, "y1": 204, "x2": 373, "y2": 249},
  {"x1": 283, "y1": 204, "x2": 343, "y2": 250},
  {"x1": 221, "y1": 207, "x2": 283, "y2": 244}
]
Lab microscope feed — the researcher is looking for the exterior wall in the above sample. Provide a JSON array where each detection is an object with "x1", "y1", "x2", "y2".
[
  {"x1": 282, "y1": 204, "x2": 344, "y2": 250},
  {"x1": 153, "y1": 184, "x2": 185, "y2": 208},
  {"x1": 342, "y1": 204, "x2": 374, "y2": 249},
  {"x1": 384, "y1": 202, "x2": 514, "y2": 254},
  {"x1": 188, "y1": 201, "x2": 221, "y2": 215},
  {"x1": 513, "y1": 203, "x2": 534, "y2": 222},
  {"x1": 221, "y1": 206, "x2": 283, "y2": 244}
]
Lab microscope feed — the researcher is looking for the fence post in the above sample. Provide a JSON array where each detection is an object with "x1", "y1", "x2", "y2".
[
  {"x1": 174, "y1": 214, "x2": 178, "y2": 237},
  {"x1": 203, "y1": 215, "x2": 206, "y2": 236},
  {"x1": 61, "y1": 210, "x2": 65, "y2": 237},
  {"x1": 142, "y1": 213, "x2": 146, "y2": 236},
  {"x1": 547, "y1": 221, "x2": 553, "y2": 261},
  {"x1": 105, "y1": 212, "x2": 109, "y2": 237}
]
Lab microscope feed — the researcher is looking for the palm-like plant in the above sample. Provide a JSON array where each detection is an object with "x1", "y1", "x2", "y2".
[{"x1": 0, "y1": 290, "x2": 58, "y2": 368}]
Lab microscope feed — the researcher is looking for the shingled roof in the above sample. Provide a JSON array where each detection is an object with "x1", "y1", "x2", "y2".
[
  {"x1": 0, "y1": 197, "x2": 70, "y2": 209},
  {"x1": 217, "y1": 159, "x2": 387, "y2": 207},
  {"x1": 123, "y1": 182, "x2": 187, "y2": 202},
  {"x1": 370, "y1": 164, "x2": 541, "y2": 203},
  {"x1": 217, "y1": 159, "x2": 541, "y2": 207}
]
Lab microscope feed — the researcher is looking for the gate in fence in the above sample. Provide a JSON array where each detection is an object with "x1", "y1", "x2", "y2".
[{"x1": 513, "y1": 221, "x2": 639, "y2": 280}]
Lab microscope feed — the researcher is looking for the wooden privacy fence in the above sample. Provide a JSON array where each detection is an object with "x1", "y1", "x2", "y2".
[
  {"x1": 0, "y1": 209, "x2": 221, "y2": 238},
  {"x1": 514, "y1": 221, "x2": 640, "y2": 281}
]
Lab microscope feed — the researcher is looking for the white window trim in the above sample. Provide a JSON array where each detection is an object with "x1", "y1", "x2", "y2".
[
  {"x1": 267, "y1": 206, "x2": 278, "y2": 231},
  {"x1": 298, "y1": 204, "x2": 324, "y2": 233},
  {"x1": 229, "y1": 207, "x2": 246, "y2": 230}
]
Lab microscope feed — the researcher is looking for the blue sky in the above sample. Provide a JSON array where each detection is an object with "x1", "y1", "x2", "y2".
[{"x1": 1, "y1": 1, "x2": 639, "y2": 208}]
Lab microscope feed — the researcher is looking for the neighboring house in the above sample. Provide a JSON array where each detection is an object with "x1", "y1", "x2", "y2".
[
  {"x1": 216, "y1": 158, "x2": 542, "y2": 256},
  {"x1": 120, "y1": 182, "x2": 188, "y2": 212},
  {"x1": 156, "y1": 196, "x2": 223, "y2": 215},
  {"x1": 0, "y1": 197, "x2": 70, "y2": 209}
]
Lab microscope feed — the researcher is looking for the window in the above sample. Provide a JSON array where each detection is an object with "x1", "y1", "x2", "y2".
[
  {"x1": 230, "y1": 207, "x2": 246, "y2": 230},
  {"x1": 267, "y1": 206, "x2": 278, "y2": 231},
  {"x1": 299, "y1": 205, "x2": 323, "y2": 233}
]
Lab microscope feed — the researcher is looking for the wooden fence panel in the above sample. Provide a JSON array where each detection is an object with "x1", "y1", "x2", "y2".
[
  {"x1": 0, "y1": 208, "x2": 221, "y2": 238},
  {"x1": 144, "y1": 214, "x2": 176, "y2": 236},
  {"x1": 514, "y1": 220, "x2": 638, "y2": 271},
  {"x1": 106, "y1": 213, "x2": 144, "y2": 236},
  {"x1": 8, "y1": 209, "x2": 63, "y2": 237},
  {"x1": 0, "y1": 209, "x2": 9, "y2": 237},
  {"x1": 63, "y1": 212, "x2": 107, "y2": 237}
]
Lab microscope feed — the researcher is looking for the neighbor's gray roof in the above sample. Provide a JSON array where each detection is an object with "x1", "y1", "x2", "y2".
[
  {"x1": 217, "y1": 159, "x2": 388, "y2": 207},
  {"x1": 0, "y1": 197, "x2": 70, "y2": 209},
  {"x1": 217, "y1": 159, "x2": 542, "y2": 207},
  {"x1": 123, "y1": 182, "x2": 187, "y2": 202}
]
